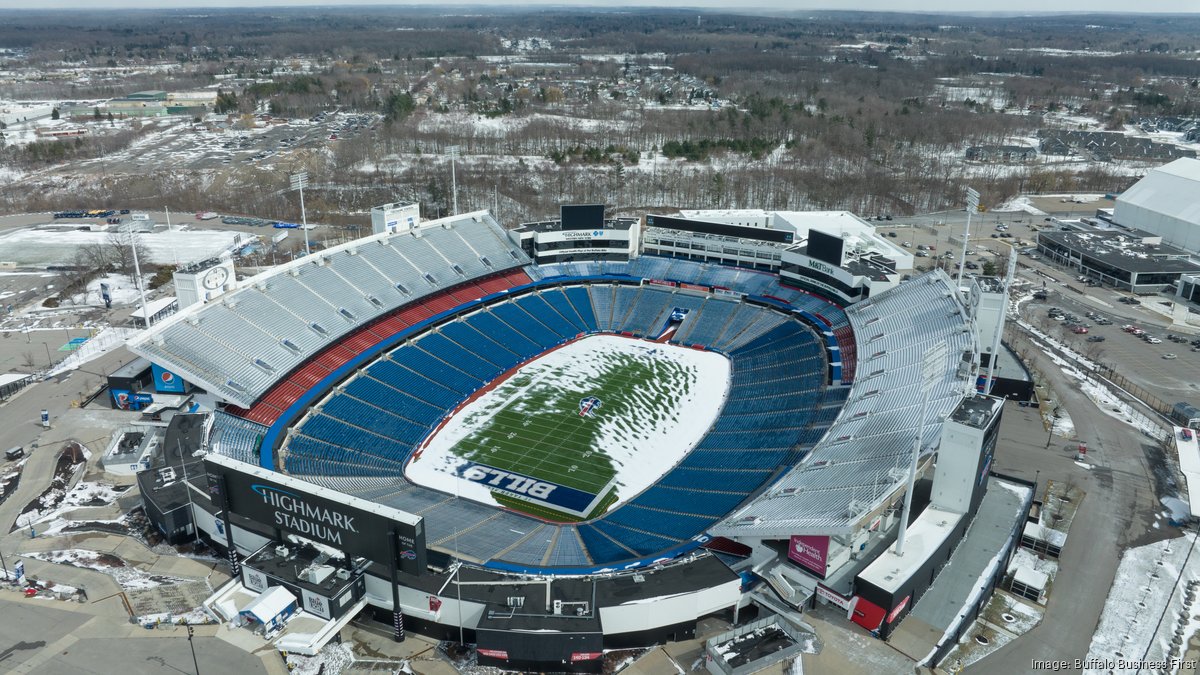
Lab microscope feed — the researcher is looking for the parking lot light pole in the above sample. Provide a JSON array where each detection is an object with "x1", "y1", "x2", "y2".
[
  {"x1": 187, "y1": 625, "x2": 200, "y2": 675},
  {"x1": 290, "y1": 171, "x2": 310, "y2": 256}
]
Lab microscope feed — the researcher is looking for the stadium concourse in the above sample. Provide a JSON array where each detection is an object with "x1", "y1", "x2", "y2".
[{"x1": 131, "y1": 211, "x2": 1030, "y2": 672}]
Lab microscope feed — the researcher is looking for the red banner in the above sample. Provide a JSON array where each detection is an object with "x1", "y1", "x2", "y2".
[
  {"x1": 477, "y1": 649, "x2": 509, "y2": 659},
  {"x1": 570, "y1": 652, "x2": 604, "y2": 662},
  {"x1": 788, "y1": 535, "x2": 830, "y2": 578},
  {"x1": 886, "y1": 595, "x2": 911, "y2": 624}
]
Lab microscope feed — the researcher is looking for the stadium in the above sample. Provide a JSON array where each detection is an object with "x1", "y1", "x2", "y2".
[{"x1": 129, "y1": 209, "x2": 1033, "y2": 672}]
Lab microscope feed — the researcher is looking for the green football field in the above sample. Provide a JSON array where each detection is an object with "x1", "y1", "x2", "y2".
[{"x1": 446, "y1": 340, "x2": 696, "y2": 517}]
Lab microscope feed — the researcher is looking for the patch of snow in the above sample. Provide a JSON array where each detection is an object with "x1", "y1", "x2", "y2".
[
  {"x1": 286, "y1": 642, "x2": 355, "y2": 675},
  {"x1": 1085, "y1": 534, "x2": 1199, "y2": 673}
]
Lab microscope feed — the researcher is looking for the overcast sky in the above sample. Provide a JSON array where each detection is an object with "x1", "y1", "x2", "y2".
[{"x1": 0, "y1": 0, "x2": 1196, "y2": 12}]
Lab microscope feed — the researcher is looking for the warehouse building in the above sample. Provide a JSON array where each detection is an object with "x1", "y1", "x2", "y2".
[
  {"x1": 1036, "y1": 226, "x2": 1200, "y2": 293},
  {"x1": 1113, "y1": 158, "x2": 1200, "y2": 252}
]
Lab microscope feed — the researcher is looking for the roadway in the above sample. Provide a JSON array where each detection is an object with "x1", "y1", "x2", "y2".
[{"x1": 971, "y1": 346, "x2": 1170, "y2": 674}]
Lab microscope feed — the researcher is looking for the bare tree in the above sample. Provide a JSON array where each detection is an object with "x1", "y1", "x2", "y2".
[{"x1": 107, "y1": 229, "x2": 151, "y2": 284}]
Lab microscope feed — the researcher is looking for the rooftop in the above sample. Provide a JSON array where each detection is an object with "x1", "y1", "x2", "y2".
[
  {"x1": 858, "y1": 504, "x2": 965, "y2": 594},
  {"x1": 515, "y1": 217, "x2": 637, "y2": 233},
  {"x1": 842, "y1": 256, "x2": 896, "y2": 282},
  {"x1": 974, "y1": 276, "x2": 1005, "y2": 294},
  {"x1": 1038, "y1": 229, "x2": 1200, "y2": 274},
  {"x1": 949, "y1": 394, "x2": 1003, "y2": 430},
  {"x1": 904, "y1": 478, "x2": 1032, "y2": 639}
]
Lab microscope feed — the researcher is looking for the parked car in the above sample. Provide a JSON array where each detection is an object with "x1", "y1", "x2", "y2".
[
  {"x1": 1073, "y1": 326, "x2": 1088, "y2": 334},
  {"x1": 1163, "y1": 353, "x2": 1178, "y2": 359},
  {"x1": 1146, "y1": 337, "x2": 1162, "y2": 344},
  {"x1": 1087, "y1": 335, "x2": 1106, "y2": 342}
]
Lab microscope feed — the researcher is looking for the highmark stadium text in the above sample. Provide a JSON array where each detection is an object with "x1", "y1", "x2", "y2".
[{"x1": 255, "y1": 484, "x2": 359, "y2": 545}]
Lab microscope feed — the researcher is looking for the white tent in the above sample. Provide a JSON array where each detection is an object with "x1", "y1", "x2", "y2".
[{"x1": 239, "y1": 586, "x2": 296, "y2": 628}]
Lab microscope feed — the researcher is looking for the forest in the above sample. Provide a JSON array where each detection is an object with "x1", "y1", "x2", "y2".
[{"x1": 0, "y1": 8, "x2": 1197, "y2": 229}]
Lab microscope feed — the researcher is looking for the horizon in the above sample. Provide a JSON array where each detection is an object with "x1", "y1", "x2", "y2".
[{"x1": 0, "y1": 1, "x2": 1196, "y2": 14}]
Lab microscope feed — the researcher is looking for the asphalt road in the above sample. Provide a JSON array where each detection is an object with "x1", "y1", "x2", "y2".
[
  {"x1": 970, "y1": 338, "x2": 1173, "y2": 673},
  {"x1": 0, "y1": 598, "x2": 268, "y2": 675}
]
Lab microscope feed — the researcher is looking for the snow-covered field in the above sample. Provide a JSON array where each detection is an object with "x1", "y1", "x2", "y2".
[
  {"x1": 0, "y1": 225, "x2": 246, "y2": 266},
  {"x1": 1085, "y1": 534, "x2": 1200, "y2": 674},
  {"x1": 406, "y1": 335, "x2": 730, "y2": 509}
]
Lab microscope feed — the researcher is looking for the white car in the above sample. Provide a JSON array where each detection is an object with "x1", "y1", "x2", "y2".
[
  {"x1": 1163, "y1": 353, "x2": 1178, "y2": 359},
  {"x1": 1147, "y1": 337, "x2": 1162, "y2": 344}
]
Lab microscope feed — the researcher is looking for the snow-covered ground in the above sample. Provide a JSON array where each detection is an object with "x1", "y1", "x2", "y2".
[
  {"x1": 992, "y1": 196, "x2": 1047, "y2": 216},
  {"x1": 286, "y1": 642, "x2": 357, "y2": 675},
  {"x1": 0, "y1": 224, "x2": 246, "y2": 266},
  {"x1": 25, "y1": 549, "x2": 190, "y2": 590},
  {"x1": 69, "y1": 273, "x2": 151, "y2": 307},
  {"x1": 406, "y1": 335, "x2": 730, "y2": 510},
  {"x1": 1085, "y1": 534, "x2": 1200, "y2": 674}
]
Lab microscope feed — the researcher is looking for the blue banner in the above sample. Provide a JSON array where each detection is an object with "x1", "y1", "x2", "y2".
[
  {"x1": 456, "y1": 462, "x2": 597, "y2": 513},
  {"x1": 152, "y1": 363, "x2": 187, "y2": 394},
  {"x1": 112, "y1": 389, "x2": 153, "y2": 410}
]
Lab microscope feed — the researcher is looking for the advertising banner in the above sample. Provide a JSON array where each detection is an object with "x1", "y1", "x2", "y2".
[
  {"x1": 302, "y1": 588, "x2": 331, "y2": 620},
  {"x1": 152, "y1": 363, "x2": 187, "y2": 394},
  {"x1": 788, "y1": 535, "x2": 830, "y2": 578}
]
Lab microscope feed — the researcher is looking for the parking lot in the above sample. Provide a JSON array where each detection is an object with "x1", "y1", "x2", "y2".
[{"x1": 1023, "y1": 289, "x2": 1200, "y2": 405}]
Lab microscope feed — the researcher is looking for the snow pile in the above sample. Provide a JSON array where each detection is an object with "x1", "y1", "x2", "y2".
[
  {"x1": 992, "y1": 198, "x2": 1047, "y2": 216},
  {"x1": 25, "y1": 549, "x2": 189, "y2": 590},
  {"x1": 60, "y1": 481, "x2": 128, "y2": 508},
  {"x1": 407, "y1": 335, "x2": 730, "y2": 510},
  {"x1": 1085, "y1": 534, "x2": 1200, "y2": 674},
  {"x1": 286, "y1": 642, "x2": 356, "y2": 675},
  {"x1": 136, "y1": 608, "x2": 215, "y2": 625}
]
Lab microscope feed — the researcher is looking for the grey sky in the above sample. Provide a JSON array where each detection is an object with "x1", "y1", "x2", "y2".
[{"x1": 0, "y1": 0, "x2": 1196, "y2": 12}]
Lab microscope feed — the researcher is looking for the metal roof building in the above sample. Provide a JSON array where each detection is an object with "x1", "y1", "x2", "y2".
[{"x1": 1113, "y1": 158, "x2": 1200, "y2": 253}]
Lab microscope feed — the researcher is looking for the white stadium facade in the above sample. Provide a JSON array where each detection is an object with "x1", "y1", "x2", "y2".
[{"x1": 130, "y1": 206, "x2": 1034, "y2": 672}]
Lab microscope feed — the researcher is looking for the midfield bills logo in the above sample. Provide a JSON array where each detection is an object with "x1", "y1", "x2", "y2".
[{"x1": 578, "y1": 396, "x2": 603, "y2": 417}]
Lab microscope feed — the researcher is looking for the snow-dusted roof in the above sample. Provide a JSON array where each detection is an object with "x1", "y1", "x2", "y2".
[
  {"x1": 126, "y1": 211, "x2": 530, "y2": 408},
  {"x1": 1115, "y1": 158, "x2": 1200, "y2": 225},
  {"x1": 240, "y1": 585, "x2": 295, "y2": 623},
  {"x1": 709, "y1": 269, "x2": 976, "y2": 537},
  {"x1": 1012, "y1": 564, "x2": 1049, "y2": 591}
]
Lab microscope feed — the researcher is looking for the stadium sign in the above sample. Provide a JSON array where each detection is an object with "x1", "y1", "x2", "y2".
[
  {"x1": 457, "y1": 461, "x2": 605, "y2": 517},
  {"x1": 204, "y1": 455, "x2": 426, "y2": 574},
  {"x1": 561, "y1": 230, "x2": 607, "y2": 240},
  {"x1": 788, "y1": 534, "x2": 830, "y2": 578},
  {"x1": 815, "y1": 584, "x2": 853, "y2": 610}
]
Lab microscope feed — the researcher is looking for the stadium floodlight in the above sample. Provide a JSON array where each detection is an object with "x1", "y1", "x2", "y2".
[
  {"x1": 895, "y1": 342, "x2": 948, "y2": 556},
  {"x1": 446, "y1": 146, "x2": 461, "y2": 216},
  {"x1": 290, "y1": 171, "x2": 310, "y2": 256},
  {"x1": 124, "y1": 217, "x2": 151, "y2": 329},
  {"x1": 957, "y1": 187, "x2": 980, "y2": 287}
]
